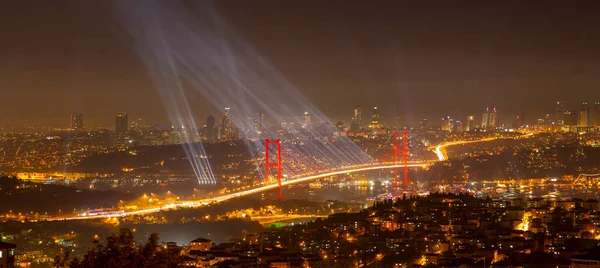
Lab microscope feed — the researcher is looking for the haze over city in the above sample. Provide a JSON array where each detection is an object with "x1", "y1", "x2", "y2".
[
  {"x1": 1, "y1": 1, "x2": 600, "y2": 268},
  {"x1": 1, "y1": 1, "x2": 599, "y2": 129}
]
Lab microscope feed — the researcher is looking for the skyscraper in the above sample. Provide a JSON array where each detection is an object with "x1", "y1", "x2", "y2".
[
  {"x1": 481, "y1": 107, "x2": 490, "y2": 129},
  {"x1": 489, "y1": 107, "x2": 497, "y2": 129},
  {"x1": 579, "y1": 102, "x2": 590, "y2": 127},
  {"x1": 466, "y1": 116, "x2": 475, "y2": 131},
  {"x1": 481, "y1": 107, "x2": 497, "y2": 129},
  {"x1": 420, "y1": 118, "x2": 428, "y2": 130},
  {"x1": 351, "y1": 105, "x2": 362, "y2": 131},
  {"x1": 594, "y1": 102, "x2": 600, "y2": 127},
  {"x1": 222, "y1": 108, "x2": 233, "y2": 139},
  {"x1": 564, "y1": 110, "x2": 578, "y2": 126},
  {"x1": 115, "y1": 113, "x2": 128, "y2": 134},
  {"x1": 303, "y1": 111, "x2": 311, "y2": 128},
  {"x1": 370, "y1": 106, "x2": 380, "y2": 130},
  {"x1": 69, "y1": 113, "x2": 83, "y2": 130},
  {"x1": 254, "y1": 111, "x2": 266, "y2": 133},
  {"x1": 206, "y1": 115, "x2": 216, "y2": 142},
  {"x1": 516, "y1": 112, "x2": 524, "y2": 129},
  {"x1": 555, "y1": 101, "x2": 566, "y2": 126},
  {"x1": 441, "y1": 116, "x2": 452, "y2": 132},
  {"x1": 454, "y1": 120, "x2": 463, "y2": 132}
]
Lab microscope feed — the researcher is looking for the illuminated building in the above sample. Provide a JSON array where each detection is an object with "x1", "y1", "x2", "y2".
[
  {"x1": 555, "y1": 101, "x2": 566, "y2": 126},
  {"x1": 0, "y1": 242, "x2": 16, "y2": 268},
  {"x1": 564, "y1": 110, "x2": 578, "y2": 126},
  {"x1": 303, "y1": 111, "x2": 311, "y2": 128},
  {"x1": 370, "y1": 106, "x2": 380, "y2": 130},
  {"x1": 482, "y1": 107, "x2": 490, "y2": 129},
  {"x1": 516, "y1": 112, "x2": 524, "y2": 129},
  {"x1": 579, "y1": 102, "x2": 590, "y2": 127},
  {"x1": 441, "y1": 116, "x2": 452, "y2": 132},
  {"x1": 466, "y1": 116, "x2": 475, "y2": 131},
  {"x1": 594, "y1": 102, "x2": 600, "y2": 127},
  {"x1": 189, "y1": 238, "x2": 212, "y2": 252},
  {"x1": 206, "y1": 115, "x2": 215, "y2": 142},
  {"x1": 489, "y1": 107, "x2": 497, "y2": 128},
  {"x1": 222, "y1": 108, "x2": 233, "y2": 139},
  {"x1": 115, "y1": 113, "x2": 128, "y2": 134},
  {"x1": 69, "y1": 113, "x2": 83, "y2": 130},
  {"x1": 454, "y1": 120, "x2": 463, "y2": 132},
  {"x1": 482, "y1": 107, "x2": 497, "y2": 129},
  {"x1": 254, "y1": 111, "x2": 266, "y2": 133},
  {"x1": 420, "y1": 118, "x2": 428, "y2": 130},
  {"x1": 351, "y1": 105, "x2": 362, "y2": 131}
]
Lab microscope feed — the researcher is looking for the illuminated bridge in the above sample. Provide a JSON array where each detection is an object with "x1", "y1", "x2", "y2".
[
  {"x1": 49, "y1": 162, "x2": 428, "y2": 221},
  {"x1": 46, "y1": 135, "x2": 531, "y2": 221}
]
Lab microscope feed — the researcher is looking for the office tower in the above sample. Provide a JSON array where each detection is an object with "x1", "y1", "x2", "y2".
[
  {"x1": 466, "y1": 116, "x2": 475, "y2": 131},
  {"x1": 516, "y1": 112, "x2": 524, "y2": 128},
  {"x1": 542, "y1": 114, "x2": 552, "y2": 127},
  {"x1": 564, "y1": 110, "x2": 578, "y2": 126},
  {"x1": 352, "y1": 105, "x2": 362, "y2": 124},
  {"x1": 69, "y1": 113, "x2": 83, "y2": 130},
  {"x1": 370, "y1": 106, "x2": 380, "y2": 130},
  {"x1": 303, "y1": 111, "x2": 311, "y2": 128},
  {"x1": 454, "y1": 120, "x2": 463, "y2": 132},
  {"x1": 594, "y1": 102, "x2": 600, "y2": 126},
  {"x1": 489, "y1": 107, "x2": 497, "y2": 128},
  {"x1": 222, "y1": 108, "x2": 233, "y2": 139},
  {"x1": 253, "y1": 111, "x2": 266, "y2": 133},
  {"x1": 441, "y1": 116, "x2": 451, "y2": 132},
  {"x1": 351, "y1": 105, "x2": 362, "y2": 131},
  {"x1": 206, "y1": 115, "x2": 216, "y2": 142},
  {"x1": 482, "y1": 106, "x2": 497, "y2": 129},
  {"x1": 115, "y1": 113, "x2": 128, "y2": 134},
  {"x1": 482, "y1": 107, "x2": 490, "y2": 129},
  {"x1": 555, "y1": 101, "x2": 566, "y2": 126},
  {"x1": 579, "y1": 102, "x2": 590, "y2": 127},
  {"x1": 420, "y1": 118, "x2": 428, "y2": 130}
]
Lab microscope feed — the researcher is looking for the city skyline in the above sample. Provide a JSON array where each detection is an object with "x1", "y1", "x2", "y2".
[{"x1": 1, "y1": 1, "x2": 599, "y2": 128}]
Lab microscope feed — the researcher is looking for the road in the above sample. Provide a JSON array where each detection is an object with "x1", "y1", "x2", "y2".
[{"x1": 433, "y1": 134, "x2": 533, "y2": 161}]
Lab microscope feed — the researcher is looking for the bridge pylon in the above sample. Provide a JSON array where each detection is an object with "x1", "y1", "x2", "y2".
[
  {"x1": 265, "y1": 139, "x2": 282, "y2": 202},
  {"x1": 393, "y1": 130, "x2": 409, "y2": 187}
]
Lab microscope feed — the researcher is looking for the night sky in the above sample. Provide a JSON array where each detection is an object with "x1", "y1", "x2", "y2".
[{"x1": 1, "y1": 1, "x2": 599, "y2": 128}]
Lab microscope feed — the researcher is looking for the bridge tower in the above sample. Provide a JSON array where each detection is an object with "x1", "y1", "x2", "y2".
[
  {"x1": 393, "y1": 130, "x2": 409, "y2": 187},
  {"x1": 265, "y1": 139, "x2": 282, "y2": 201}
]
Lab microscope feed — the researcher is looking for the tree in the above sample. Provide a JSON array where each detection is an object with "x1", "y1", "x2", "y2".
[{"x1": 66, "y1": 228, "x2": 182, "y2": 268}]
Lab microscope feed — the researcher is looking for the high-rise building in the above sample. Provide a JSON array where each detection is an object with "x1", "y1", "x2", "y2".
[
  {"x1": 466, "y1": 116, "x2": 475, "y2": 131},
  {"x1": 564, "y1": 110, "x2": 578, "y2": 126},
  {"x1": 303, "y1": 111, "x2": 311, "y2": 128},
  {"x1": 420, "y1": 118, "x2": 428, "y2": 130},
  {"x1": 481, "y1": 107, "x2": 497, "y2": 129},
  {"x1": 579, "y1": 102, "x2": 590, "y2": 127},
  {"x1": 555, "y1": 101, "x2": 566, "y2": 126},
  {"x1": 594, "y1": 102, "x2": 600, "y2": 127},
  {"x1": 454, "y1": 120, "x2": 463, "y2": 132},
  {"x1": 253, "y1": 111, "x2": 266, "y2": 133},
  {"x1": 69, "y1": 113, "x2": 83, "y2": 130},
  {"x1": 482, "y1": 107, "x2": 490, "y2": 129},
  {"x1": 206, "y1": 115, "x2": 216, "y2": 142},
  {"x1": 351, "y1": 105, "x2": 362, "y2": 131},
  {"x1": 516, "y1": 112, "x2": 524, "y2": 129},
  {"x1": 222, "y1": 108, "x2": 233, "y2": 139},
  {"x1": 441, "y1": 116, "x2": 452, "y2": 132},
  {"x1": 115, "y1": 113, "x2": 128, "y2": 134},
  {"x1": 370, "y1": 107, "x2": 380, "y2": 130},
  {"x1": 489, "y1": 107, "x2": 497, "y2": 129}
]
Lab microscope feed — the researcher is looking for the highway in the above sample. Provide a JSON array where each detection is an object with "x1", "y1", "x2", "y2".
[
  {"x1": 433, "y1": 134, "x2": 533, "y2": 161},
  {"x1": 47, "y1": 135, "x2": 532, "y2": 221}
]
